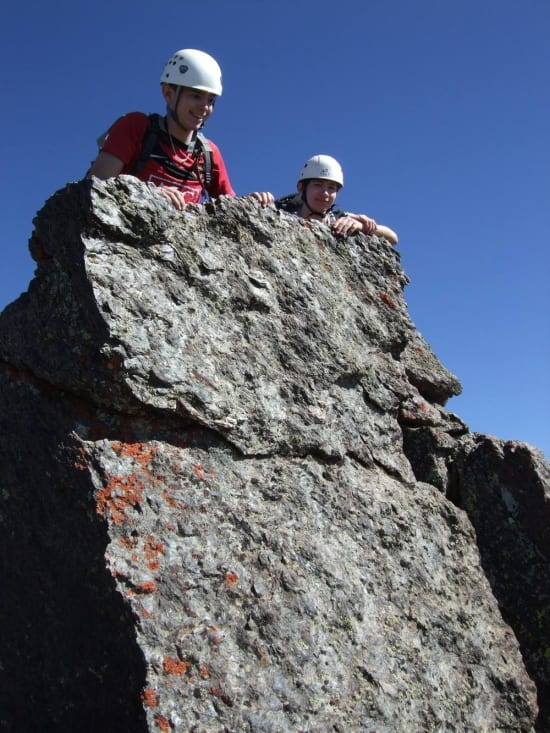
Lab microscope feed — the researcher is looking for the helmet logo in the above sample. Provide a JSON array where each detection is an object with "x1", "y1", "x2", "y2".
[{"x1": 179, "y1": 64, "x2": 189, "y2": 74}]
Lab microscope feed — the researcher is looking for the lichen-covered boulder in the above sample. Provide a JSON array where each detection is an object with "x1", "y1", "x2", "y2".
[{"x1": 0, "y1": 177, "x2": 542, "y2": 731}]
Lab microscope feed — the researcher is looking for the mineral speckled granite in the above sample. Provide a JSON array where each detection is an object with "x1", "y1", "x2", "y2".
[{"x1": 1, "y1": 176, "x2": 547, "y2": 732}]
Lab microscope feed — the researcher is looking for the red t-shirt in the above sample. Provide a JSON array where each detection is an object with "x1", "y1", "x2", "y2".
[{"x1": 100, "y1": 112, "x2": 235, "y2": 204}]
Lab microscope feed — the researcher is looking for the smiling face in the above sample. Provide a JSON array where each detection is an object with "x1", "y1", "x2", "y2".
[
  {"x1": 162, "y1": 84, "x2": 216, "y2": 142},
  {"x1": 298, "y1": 178, "x2": 340, "y2": 216}
]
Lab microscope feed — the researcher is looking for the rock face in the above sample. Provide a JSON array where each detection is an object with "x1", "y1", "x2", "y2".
[{"x1": 0, "y1": 176, "x2": 547, "y2": 732}]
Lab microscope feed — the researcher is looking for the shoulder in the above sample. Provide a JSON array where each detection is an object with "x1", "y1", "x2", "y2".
[
  {"x1": 111, "y1": 111, "x2": 150, "y2": 131},
  {"x1": 199, "y1": 135, "x2": 223, "y2": 159},
  {"x1": 104, "y1": 112, "x2": 151, "y2": 141},
  {"x1": 100, "y1": 112, "x2": 152, "y2": 161},
  {"x1": 275, "y1": 194, "x2": 302, "y2": 213}
]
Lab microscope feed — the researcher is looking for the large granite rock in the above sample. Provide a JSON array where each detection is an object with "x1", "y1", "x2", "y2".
[{"x1": 0, "y1": 176, "x2": 546, "y2": 731}]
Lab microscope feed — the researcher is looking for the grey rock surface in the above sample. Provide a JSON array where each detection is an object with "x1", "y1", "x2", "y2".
[
  {"x1": 451, "y1": 435, "x2": 550, "y2": 729},
  {"x1": 0, "y1": 176, "x2": 545, "y2": 731}
]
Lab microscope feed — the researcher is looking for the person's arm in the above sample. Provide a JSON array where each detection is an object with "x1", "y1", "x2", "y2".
[
  {"x1": 345, "y1": 213, "x2": 399, "y2": 245},
  {"x1": 88, "y1": 151, "x2": 186, "y2": 210},
  {"x1": 208, "y1": 142, "x2": 236, "y2": 197},
  {"x1": 373, "y1": 223, "x2": 398, "y2": 245},
  {"x1": 87, "y1": 151, "x2": 125, "y2": 179},
  {"x1": 88, "y1": 112, "x2": 147, "y2": 181}
]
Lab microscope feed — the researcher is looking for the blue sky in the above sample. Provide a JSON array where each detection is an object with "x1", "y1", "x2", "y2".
[{"x1": 1, "y1": 0, "x2": 548, "y2": 458}]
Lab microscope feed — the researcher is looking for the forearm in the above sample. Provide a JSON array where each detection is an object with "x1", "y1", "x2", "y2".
[
  {"x1": 87, "y1": 152, "x2": 125, "y2": 179},
  {"x1": 349, "y1": 214, "x2": 398, "y2": 245},
  {"x1": 374, "y1": 224, "x2": 398, "y2": 245}
]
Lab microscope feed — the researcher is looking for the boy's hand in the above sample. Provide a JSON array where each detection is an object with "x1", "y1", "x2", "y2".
[
  {"x1": 352, "y1": 214, "x2": 378, "y2": 234},
  {"x1": 157, "y1": 186, "x2": 188, "y2": 211},
  {"x1": 348, "y1": 214, "x2": 399, "y2": 244},
  {"x1": 248, "y1": 191, "x2": 275, "y2": 207},
  {"x1": 331, "y1": 215, "x2": 364, "y2": 236}
]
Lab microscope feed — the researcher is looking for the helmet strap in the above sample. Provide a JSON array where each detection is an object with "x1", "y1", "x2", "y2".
[{"x1": 168, "y1": 86, "x2": 182, "y2": 126}]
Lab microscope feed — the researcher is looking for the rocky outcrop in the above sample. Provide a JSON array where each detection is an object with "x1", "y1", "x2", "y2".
[
  {"x1": 403, "y1": 427, "x2": 550, "y2": 731},
  {"x1": 0, "y1": 176, "x2": 546, "y2": 732}
]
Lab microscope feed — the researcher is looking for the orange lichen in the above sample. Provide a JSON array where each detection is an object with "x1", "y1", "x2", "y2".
[
  {"x1": 207, "y1": 625, "x2": 223, "y2": 645},
  {"x1": 94, "y1": 444, "x2": 162, "y2": 523},
  {"x1": 73, "y1": 447, "x2": 88, "y2": 471},
  {"x1": 161, "y1": 491, "x2": 179, "y2": 509},
  {"x1": 112, "y1": 441, "x2": 158, "y2": 471},
  {"x1": 154, "y1": 715, "x2": 171, "y2": 732},
  {"x1": 209, "y1": 687, "x2": 232, "y2": 706},
  {"x1": 144, "y1": 536, "x2": 165, "y2": 571},
  {"x1": 137, "y1": 580, "x2": 157, "y2": 594},
  {"x1": 224, "y1": 571, "x2": 239, "y2": 587},
  {"x1": 399, "y1": 410, "x2": 416, "y2": 423},
  {"x1": 119, "y1": 536, "x2": 138, "y2": 549},
  {"x1": 95, "y1": 474, "x2": 145, "y2": 524},
  {"x1": 142, "y1": 688, "x2": 159, "y2": 708},
  {"x1": 379, "y1": 292, "x2": 397, "y2": 309},
  {"x1": 163, "y1": 657, "x2": 191, "y2": 676},
  {"x1": 192, "y1": 463, "x2": 206, "y2": 480},
  {"x1": 192, "y1": 463, "x2": 216, "y2": 480},
  {"x1": 199, "y1": 665, "x2": 210, "y2": 679}
]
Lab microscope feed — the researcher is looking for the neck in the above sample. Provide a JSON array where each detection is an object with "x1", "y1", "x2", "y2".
[
  {"x1": 299, "y1": 203, "x2": 327, "y2": 221},
  {"x1": 166, "y1": 115, "x2": 195, "y2": 145}
]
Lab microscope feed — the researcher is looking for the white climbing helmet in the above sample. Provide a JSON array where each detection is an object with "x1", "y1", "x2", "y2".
[
  {"x1": 298, "y1": 154, "x2": 344, "y2": 187},
  {"x1": 160, "y1": 49, "x2": 223, "y2": 96}
]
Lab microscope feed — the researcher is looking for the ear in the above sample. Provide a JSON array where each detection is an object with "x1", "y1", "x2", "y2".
[
  {"x1": 297, "y1": 181, "x2": 304, "y2": 193},
  {"x1": 161, "y1": 83, "x2": 176, "y2": 105}
]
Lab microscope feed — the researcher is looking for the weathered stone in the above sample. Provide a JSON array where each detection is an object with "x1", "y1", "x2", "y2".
[
  {"x1": 0, "y1": 176, "x2": 545, "y2": 731},
  {"x1": 449, "y1": 434, "x2": 550, "y2": 730},
  {"x1": 401, "y1": 409, "x2": 468, "y2": 493},
  {"x1": 400, "y1": 331, "x2": 462, "y2": 406}
]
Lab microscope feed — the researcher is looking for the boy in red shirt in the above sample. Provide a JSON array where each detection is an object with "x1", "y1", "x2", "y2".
[{"x1": 89, "y1": 48, "x2": 273, "y2": 211}]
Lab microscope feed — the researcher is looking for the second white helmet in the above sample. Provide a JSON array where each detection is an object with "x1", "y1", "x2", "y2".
[
  {"x1": 160, "y1": 49, "x2": 223, "y2": 96},
  {"x1": 298, "y1": 155, "x2": 344, "y2": 187}
]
